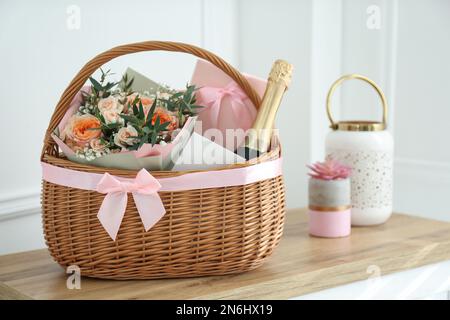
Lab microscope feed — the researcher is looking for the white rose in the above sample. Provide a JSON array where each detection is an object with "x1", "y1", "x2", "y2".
[
  {"x1": 98, "y1": 96, "x2": 123, "y2": 113},
  {"x1": 114, "y1": 124, "x2": 139, "y2": 150}
]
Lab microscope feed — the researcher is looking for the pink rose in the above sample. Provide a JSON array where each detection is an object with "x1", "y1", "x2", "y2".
[
  {"x1": 98, "y1": 96, "x2": 123, "y2": 124},
  {"x1": 98, "y1": 96, "x2": 123, "y2": 113},
  {"x1": 102, "y1": 109, "x2": 123, "y2": 124}
]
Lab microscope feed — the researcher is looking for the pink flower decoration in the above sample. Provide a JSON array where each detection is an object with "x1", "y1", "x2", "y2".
[{"x1": 307, "y1": 159, "x2": 351, "y2": 181}]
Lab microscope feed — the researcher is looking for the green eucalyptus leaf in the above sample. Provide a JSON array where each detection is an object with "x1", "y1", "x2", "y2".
[
  {"x1": 138, "y1": 101, "x2": 145, "y2": 120},
  {"x1": 154, "y1": 116, "x2": 160, "y2": 129},
  {"x1": 138, "y1": 134, "x2": 148, "y2": 149},
  {"x1": 106, "y1": 122, "x2": 122, "y2": 129},
  {"x1": 132, "y1": 95, "x2": 140, "y2": 105},
  {"x1": 132, "y1": 103, "x2": 139, "y2": 116},
  {"x1": 158, "y1": 122, "x2": 170, "y2": 131},
  {"x1": 149, "y1": 97, "x2": 157, "y2": 115},
  {"x1": 150, "y1": 132, "x2": 158, "y2": 146},
  {"x1": 171, "y1": 92, "x2": 183, "y2": 99},
  {"x1": 89, "y1": 77, "x2": 103, "y2": 91},
  {"x1": 182, "y1": 100, "x2": 192, "y2": 112},
  {"x1": 145, "y1": 98, "x2": 158, "y2": 127},
  {"x1": 120, "y1": 114, "x2": 139, "y2": 125},
  {"x1": 103, "y1": 81, "x2": 117, "y2": 91}
]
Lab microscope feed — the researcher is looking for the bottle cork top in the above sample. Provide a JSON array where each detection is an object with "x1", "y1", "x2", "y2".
[{"x1": 268, "y1": 59, "x2": 293, "y2": 88}]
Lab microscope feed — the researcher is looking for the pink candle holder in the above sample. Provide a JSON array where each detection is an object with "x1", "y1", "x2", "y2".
[{"x1": 307, "y1": 160, "x2": 352, "y2": 238}]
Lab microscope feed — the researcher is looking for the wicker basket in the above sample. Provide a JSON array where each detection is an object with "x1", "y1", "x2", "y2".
[{"x1": 41, "y1": 41, "x2": 286, "y2": 280}]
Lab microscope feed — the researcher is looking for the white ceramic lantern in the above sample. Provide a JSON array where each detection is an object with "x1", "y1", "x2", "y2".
[{"x1": 325, "y1": 74, "x2": 394, "y2": 226}]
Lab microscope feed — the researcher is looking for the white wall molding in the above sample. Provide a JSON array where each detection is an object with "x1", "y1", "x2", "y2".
[
  {"x1": 0, "y1": 190, "x2": 41, "y2": 222},
  {"x1": 309, "y1": 0, "x2": 343, "y2": 162},
  {"x1": 394, "y1": 157, "x2": 450, "y2": 221},
  {"x1": 380, "y1": 0, "x2": 398, "y2": 135},
  {"x1": 395, "y1": 157, "x2": 450, "y2": 182}
]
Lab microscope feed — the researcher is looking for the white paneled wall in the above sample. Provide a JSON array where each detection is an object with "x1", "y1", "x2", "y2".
[
  {"x1": 309, "y1": 0, "x2": 343, "y2": 162},
  {"x1": 0, "y1": 0, "x2": 238, "y2": 254},
  {"x1": 1, "y1": 0, "x2": 449, "y2": 255},
  {"x1": 238, "y1": 0, "x2": 314, "y2": 210},
  {"x1": 393, "y1": 0, "x2": 450, "y2": 221},
  {"x1": 336, "y1": 0, "x2": 450, "y2": 221}
]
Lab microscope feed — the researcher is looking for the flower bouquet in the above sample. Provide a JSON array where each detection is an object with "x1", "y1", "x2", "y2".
[{"x1": 52, "y1": 68, "x2": 201, "y2": 170}]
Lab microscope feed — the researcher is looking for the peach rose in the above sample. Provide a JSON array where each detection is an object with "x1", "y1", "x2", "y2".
[
  {"x1": 114, "y1": 124, "x2": 139, "y2": 150},
  {"x1": 140, "y1": 95, "x2": 154, "y2": 107},
  {"x1": 63, "y1": 114, "x2": 101, "y2": 146},
  {"x1": 127, "y1": 94, "x2": 153, "y2": 106},
  {"x1": 125, "y1": 94, "x2": 154, "y2": 114},
  {"x1": 151, "y1": 107, "x2": 178, "y2": 131}
]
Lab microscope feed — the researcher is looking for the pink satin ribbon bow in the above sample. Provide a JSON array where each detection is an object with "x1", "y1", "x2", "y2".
[
  {"x1": 95, "y1": 169, "x2": 166, "y2": 241},
  {"x1": 197, "y1": 82, "x2": 255, "y2": 133}
]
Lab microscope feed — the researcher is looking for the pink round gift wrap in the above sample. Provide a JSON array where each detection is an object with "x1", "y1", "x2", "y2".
[
  {"x1": 308, "y1": 208, "x2": 351, "y2": 238},
  {"x1": 190, "y1": 59, "x2": 267, "y2": 150}
]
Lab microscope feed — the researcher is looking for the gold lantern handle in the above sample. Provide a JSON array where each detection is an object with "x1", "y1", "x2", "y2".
[{"x1": 326, "y1": 74, "x2": 388, "y2": 131}]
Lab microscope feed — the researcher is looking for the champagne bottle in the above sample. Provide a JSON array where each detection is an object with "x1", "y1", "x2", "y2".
[{"x1": 236, "y1": 59, "x2": 293, "y2": 160}]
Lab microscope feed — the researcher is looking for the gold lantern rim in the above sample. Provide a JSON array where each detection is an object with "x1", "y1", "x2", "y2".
[{"x1": 326, "y1": 74, "x2": 388, "y2": 131}]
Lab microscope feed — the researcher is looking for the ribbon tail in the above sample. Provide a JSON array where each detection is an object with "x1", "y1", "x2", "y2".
[
  {"x1": 97, "y1": 192, "x2": 128, "y2": 241},
  {"x1": 208, "y1": 99, "x2": 222, "y2": 129},
  {"x1": 132, "y1": 193, "x2": 166, "y2": 232},
  {"x1": 229, "y1": 98, "x2": 249, "y2": 125}
]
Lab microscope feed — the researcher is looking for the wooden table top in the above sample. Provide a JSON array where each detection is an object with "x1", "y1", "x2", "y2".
[{"x1": 1, "y1": 208, "x2": 450, "y2": 300}]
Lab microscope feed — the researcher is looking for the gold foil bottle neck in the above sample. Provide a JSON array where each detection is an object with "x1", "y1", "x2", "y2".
[
  {"x1": 268, "y1": 59, "x2": 293, "y2": 88},
  {"x1": 238, "y1": 59, "x2": 293, "y2": 159}
]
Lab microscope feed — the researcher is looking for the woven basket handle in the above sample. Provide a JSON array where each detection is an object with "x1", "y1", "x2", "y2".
[{"x1": 42, "y1": 41, "x2": 262, "y2": 158}]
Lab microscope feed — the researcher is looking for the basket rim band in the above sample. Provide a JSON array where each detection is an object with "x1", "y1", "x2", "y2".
[
  {"x1": 42, "y1": 157, "x2": 283, "y2": 193},
  {"x1": 42, "y1": 157, "x2": 282, "y2": 241}
]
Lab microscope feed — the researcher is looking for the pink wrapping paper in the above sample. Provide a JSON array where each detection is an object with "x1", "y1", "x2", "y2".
[{"x1": 52, "y1": 86, "x2": 195, "y2": 166}]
